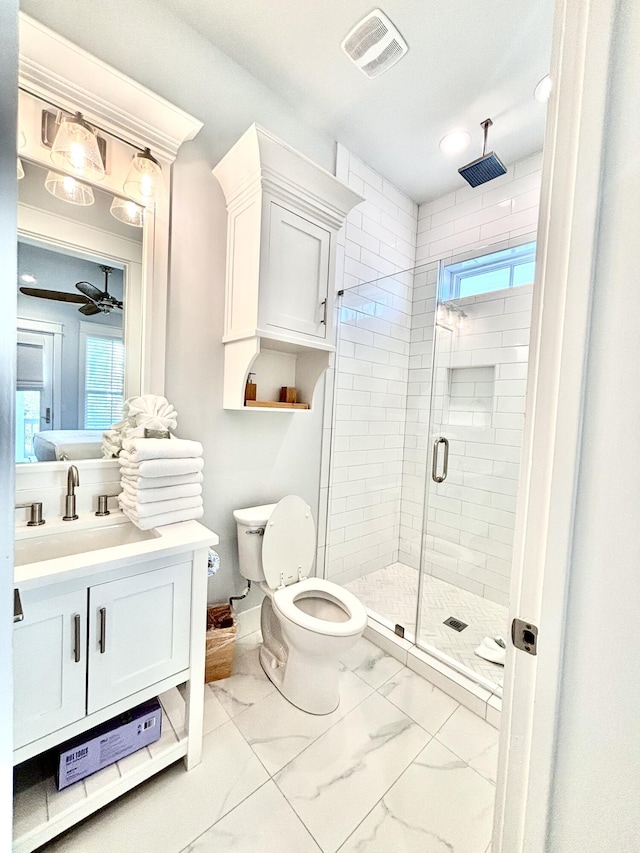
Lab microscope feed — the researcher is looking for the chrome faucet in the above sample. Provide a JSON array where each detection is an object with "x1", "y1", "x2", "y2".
[{"x1": 62, "y1": 465, "x2": 80, "y2": 521}]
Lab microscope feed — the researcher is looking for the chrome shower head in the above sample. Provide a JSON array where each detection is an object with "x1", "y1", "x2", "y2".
[{"x1": 458, "y1": 119, "x2": 507, "y2": 188}]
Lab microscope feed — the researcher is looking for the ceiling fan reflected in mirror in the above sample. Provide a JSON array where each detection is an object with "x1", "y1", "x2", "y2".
[{"x1": 19, "y1": 265, "x2": 123, "y2": 316}]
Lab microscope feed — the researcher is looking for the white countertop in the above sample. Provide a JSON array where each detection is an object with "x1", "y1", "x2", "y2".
[{"x1": 14, "y1": 511, "x2": 218, "y2": 589}]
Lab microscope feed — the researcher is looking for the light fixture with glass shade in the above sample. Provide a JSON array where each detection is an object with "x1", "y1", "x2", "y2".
[
  {"x1": 50, "y1": 112, "x2": 105, "y2": 181},
  {"x1": 44, "y1": 171, "x2": 95, "y2": 206},
  {"x1": 123, "y1": 148, "x2": 162, "y2": 206},
  {"x1": 110, "y1": 196, "x2": 144, "y2": 227}
]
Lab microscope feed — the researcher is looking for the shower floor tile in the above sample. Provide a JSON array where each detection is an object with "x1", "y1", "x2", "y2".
[{"x1": 345, "y1": 563, "x2": 508, "y2": 687}]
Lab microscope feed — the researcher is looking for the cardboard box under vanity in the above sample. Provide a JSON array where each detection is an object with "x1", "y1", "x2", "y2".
[{"x1": 56, "y1": 698, "x2": 162, "y2": 790}]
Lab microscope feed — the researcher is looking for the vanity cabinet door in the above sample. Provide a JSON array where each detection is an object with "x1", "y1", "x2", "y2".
[
  {"x1": 261, "y1": 202, "x2": 331, "y2": 341},
  {"x1": 13, "y1": 587, "x2": 87, "y2": 750},
  {"x1": 87, "y1": 561, "x2": 191, "y2": 714}
]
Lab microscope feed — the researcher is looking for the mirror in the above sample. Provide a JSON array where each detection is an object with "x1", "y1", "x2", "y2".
[{"x1": 17, "y1": 159, "x2": 143, "y2": 463}]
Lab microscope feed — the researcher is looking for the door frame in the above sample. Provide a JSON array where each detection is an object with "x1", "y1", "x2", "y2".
[{"x1": 493, "y1": 0, "x2": 616, "y2": 848}]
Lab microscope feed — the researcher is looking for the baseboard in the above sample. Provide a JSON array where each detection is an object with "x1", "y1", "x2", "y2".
[{"x1": 236, "y1": 604, "x2": 261, "y2": 638}]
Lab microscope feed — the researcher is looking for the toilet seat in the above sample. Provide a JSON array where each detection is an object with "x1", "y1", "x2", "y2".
[{"x1": 273, "y1": 578, "x2": 367, "y2": 638}]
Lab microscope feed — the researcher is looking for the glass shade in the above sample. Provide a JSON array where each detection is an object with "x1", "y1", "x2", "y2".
[
  {"x1": 45, "y1": 171, "x2": 95, "y2": 206},
  {"x1": 110, "y1": 196, "x2": 144, "y2": 227},
  {"x1": 123, "y1": 148, "x2": 162, "y2": 206},
  {"x1": 17, "y1": 158, "x2": 24, "y2": 180},
  {"x1": 50, "y1": 112, "x2": 105, "y2": 181}
]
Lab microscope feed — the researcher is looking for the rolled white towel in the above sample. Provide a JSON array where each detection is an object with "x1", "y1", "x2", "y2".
[
  {"x1": 121, "y1": 480, "x2": 202, "y2": 503},
  {"x1": 118, "y1": 492, "x2": 202, "y2": 519},
  {"x1": 122, "y1": 504, "x2": 204, "y2": 530},
  {"x1": 134, "y1": 414, "x2": 178, "y2": 432},
  {"x1": 121, "y1": 437, "x2": 203, "y2": 462},
  {"x1": 121, "y1": 471, "x2": 203, "y2": 490},
  {"x1": 119, "y1": 456, "x2": 204, "y2": 479}
]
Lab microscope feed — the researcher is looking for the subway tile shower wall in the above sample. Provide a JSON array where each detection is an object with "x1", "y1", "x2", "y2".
[
  {"x1": 402, "y1": 152, "x2": 542, "y2": 604},
  {"x1": 323, "y1": 146, "x2": 418, "y2": 587},
  {"x1": 322, "y1": 148, "x2": 542, "y2": 603}
]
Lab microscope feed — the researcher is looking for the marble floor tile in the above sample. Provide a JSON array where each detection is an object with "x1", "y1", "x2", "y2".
[
  {"x1": 202, "y1": 685, "x2": 231, "y2": 735},
  {"x1": 182, "y1": 780, "x2": 321, "y2": 853},
  {"x1": 340, "y1": 738, "x2": 495, "y2": 852},
  {"x1": 274, "y1": 691, "x2": 430, "y2": 853},
  {"x1": 234, "y1": 630, "x2": 263, "y2": 660},
  {"x1": 378, "y1": 668, "x2": 460, "y2": 735},
  {"x1": 435, "y1": 705, "x2": 500, "y2": 784},
  {"x1": 209, "y1": 648, "x2": 275, "y2": 718},
  {"x1": 234, "y1": 665, "x2": 374, "y2": 775},
  {"x1": 40, "y1": 721, "x2": 268, "y2": 853},
  {"x1": 339, "y1": 637, "x2": 405, "y2": 689}
]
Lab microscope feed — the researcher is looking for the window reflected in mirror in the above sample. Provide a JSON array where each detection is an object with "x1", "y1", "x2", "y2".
[{"x1": 17, "y1": 160, "x2": 142, "y2": 463}]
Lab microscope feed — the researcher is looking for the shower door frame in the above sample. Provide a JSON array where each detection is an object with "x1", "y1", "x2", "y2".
[{"x1": 493, "y1": 0, "x2": 617, "y2": 847}]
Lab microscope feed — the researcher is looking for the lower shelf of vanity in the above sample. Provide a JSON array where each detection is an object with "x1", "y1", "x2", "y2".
[{"x1": 13, "y1": 687, "x2": 187, "y2": 853}]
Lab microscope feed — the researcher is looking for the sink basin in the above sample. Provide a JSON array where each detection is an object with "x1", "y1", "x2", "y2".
[{"x1": 14, "y1": 523, "x2": 156, "y2": 567}]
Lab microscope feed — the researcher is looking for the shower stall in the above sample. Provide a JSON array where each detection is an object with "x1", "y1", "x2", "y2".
[{"x1": 322, "y1": 237, "x2": 535, "y2": 692}]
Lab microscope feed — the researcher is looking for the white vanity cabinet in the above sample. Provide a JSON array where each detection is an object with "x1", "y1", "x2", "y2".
[
  {"x1": 14, "y1": 587, "x2": 87, "y2": 749},
  {"x1": 213, "y1": 124, "x2": 363, "y2": 410},
  {"x1": 14, "y1": 561, "x2": 192, "y2": 751},
  {"x1": 12, "y1": 519, "x2": 215, "y2": 853},
  {"x1": 87, "y1": 561, "x2": 191, "y2": 712}
]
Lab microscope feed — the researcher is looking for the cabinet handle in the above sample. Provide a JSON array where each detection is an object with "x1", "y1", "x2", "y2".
[
  {"x1": 320, "y1": 299, "x2": 328, "y2": 325},
  {"x1": 73, "y1": 614, "x2": 81, "y2": 663},
  {"x1": 99, "y1": 607, "x2": 107, "y2": 653},
  {"x1": 13, "y1": 589, "x2": 24, "y2": 623}
]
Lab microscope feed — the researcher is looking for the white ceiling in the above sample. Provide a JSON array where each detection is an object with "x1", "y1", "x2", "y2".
[{"x1": 157, "y1": 0, "x2": 554, "y2": 204}]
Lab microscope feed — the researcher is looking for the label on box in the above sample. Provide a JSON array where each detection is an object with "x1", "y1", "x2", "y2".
[{"x1": 57, "y1": 698, "x2": 162, "y2": 790}]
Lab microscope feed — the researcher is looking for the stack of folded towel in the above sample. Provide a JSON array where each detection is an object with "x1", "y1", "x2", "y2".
[
  {"x1": 102, "y1": 395, "x2": 178, "y2": 459},
  {"x1": 117, "y1": 437, "x2": 204, "y2": 529}
]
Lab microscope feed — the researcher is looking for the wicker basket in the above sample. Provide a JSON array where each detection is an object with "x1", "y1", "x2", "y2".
[{"x1": 204, "y1": 604, "x2": 236, "y2": 682}]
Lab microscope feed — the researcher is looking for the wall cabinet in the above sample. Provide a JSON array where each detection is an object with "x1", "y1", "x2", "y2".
[{"x1": 213, "y1": 124, "x2": 363, "y2": 410}]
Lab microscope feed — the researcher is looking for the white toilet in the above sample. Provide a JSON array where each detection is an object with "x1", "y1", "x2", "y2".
[{"x1": 233, "y1": 495, "x2": 367, "y2": 715}]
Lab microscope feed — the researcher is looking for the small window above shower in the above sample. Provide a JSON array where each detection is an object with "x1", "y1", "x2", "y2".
[{"x1": 440, "y1": 241, "x2": 536, "y2": 301}]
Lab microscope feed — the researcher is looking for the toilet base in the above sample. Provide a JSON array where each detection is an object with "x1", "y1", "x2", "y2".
[{"x1": 259, "y1": 596, "x2": 347, "y2": 715}]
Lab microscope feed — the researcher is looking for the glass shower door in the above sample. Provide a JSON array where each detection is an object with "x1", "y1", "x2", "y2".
[{"x1": 416, "y1": 248, "x2": 533, "y2": 688}]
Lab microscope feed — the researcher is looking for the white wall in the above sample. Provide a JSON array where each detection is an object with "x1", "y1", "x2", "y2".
[
  {"x1": 0, "y1": 1, "x2": 18, "y2": 845},
  {"x1": 19, "y1": 0, "x2": 341, "y2": 611},
  {"x1": 546, "y1": 0, "x2": 640, "y2": 846},
  {"x1": 323, "y1": 145, "x2": 417, "y2": 586}
]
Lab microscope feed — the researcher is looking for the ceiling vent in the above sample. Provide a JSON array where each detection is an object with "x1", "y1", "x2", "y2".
[{"x1": 341, "y1": 9, "x2": 408, "y2": 79}]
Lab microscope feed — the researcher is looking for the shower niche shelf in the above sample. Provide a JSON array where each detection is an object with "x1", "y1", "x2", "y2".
[{"x1": 212, "y1": 123, "x2": 363, "y2": 412}]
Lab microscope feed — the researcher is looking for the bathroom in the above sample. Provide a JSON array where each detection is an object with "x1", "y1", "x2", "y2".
[{"x1": 2, "y1": 1, "x2": 640, "y2": 852}]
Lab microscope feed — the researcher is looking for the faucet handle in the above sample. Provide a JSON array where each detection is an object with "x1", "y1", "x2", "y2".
[{"x1": 15, "y1": 502, "x2": 45, "y2": 527}]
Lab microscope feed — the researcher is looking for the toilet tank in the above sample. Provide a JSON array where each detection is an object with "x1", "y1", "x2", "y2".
[{"x1": 233, "y1": 503, "x2": 277, "y2": 582}]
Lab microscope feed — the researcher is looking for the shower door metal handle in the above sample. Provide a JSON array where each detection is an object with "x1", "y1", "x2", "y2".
[{"x1": 432, "y1": 436, "x2": 449, "y2": 483}]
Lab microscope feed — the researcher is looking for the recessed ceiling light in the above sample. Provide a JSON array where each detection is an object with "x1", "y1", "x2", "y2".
[
  {"x1": 439, "y1": 131, "x2": 471, "y2": 156},
  {"x1": 534, "y1": 75, "x2": 553, "y2": 103},
  {"x1": 20, "y1": 274, "x2": 37, "y2": 283}
]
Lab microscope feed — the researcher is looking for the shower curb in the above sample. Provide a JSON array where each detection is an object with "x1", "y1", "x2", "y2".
[{"x1": 364, "y1": 619, "x2": 502, "y2": 729}]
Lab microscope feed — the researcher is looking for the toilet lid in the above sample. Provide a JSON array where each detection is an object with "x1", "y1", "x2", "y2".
[{"x1": 261, "y1": 495, "x2": 316, "y2": 589}]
